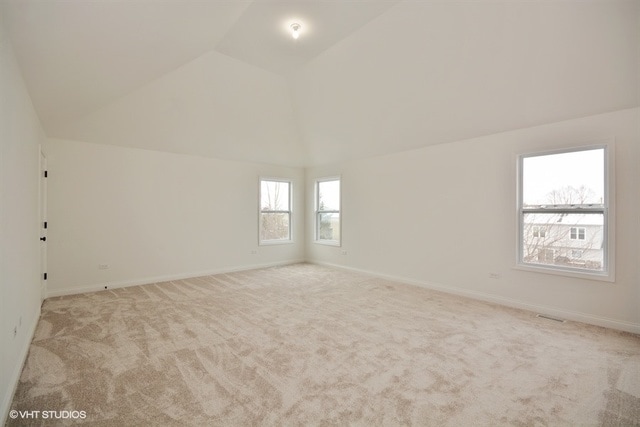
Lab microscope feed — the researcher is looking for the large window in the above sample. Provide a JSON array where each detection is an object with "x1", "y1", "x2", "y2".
[
  {"x1": 259, "y1": 179, "x2": 292, "y2": 244},
  {"x1": 517, "y1": 146, "x2": 613, "y2": 280},
  {"x1": 315, "y1": 178, "x2": 341, "y2": 245}
]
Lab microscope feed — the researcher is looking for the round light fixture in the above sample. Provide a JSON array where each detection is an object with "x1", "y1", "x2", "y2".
[{"x1": 290, "y1": 23, "x2": 301, "y2": 40}]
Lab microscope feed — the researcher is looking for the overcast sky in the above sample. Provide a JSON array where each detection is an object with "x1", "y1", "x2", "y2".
[
  {"x1": 318, "y1": 179, "x2": 340, "y2": 211},
  {"x1": 522, "y1": 148, "x2": 604, "y2": 205}
]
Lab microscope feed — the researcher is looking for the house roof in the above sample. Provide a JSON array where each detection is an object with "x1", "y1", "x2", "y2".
[{"x1": 526, "y1": 213, "x2": 604, "y2": 227}]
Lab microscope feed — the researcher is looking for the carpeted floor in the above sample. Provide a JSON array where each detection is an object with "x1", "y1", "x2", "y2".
[{"x1": 7, "y1": 263, "x2": 640, "y2": 426}]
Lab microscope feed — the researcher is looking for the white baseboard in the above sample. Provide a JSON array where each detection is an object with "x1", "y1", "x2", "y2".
[
  {"x1": 46, "y1": 259, "x2": 306, "y2": 298},
  {"x1": 308, "y1": 260, "x2": 640, "y2": 335},
  {"x1": 1, "y1": 303, "x2": 41, "y2": 425}
]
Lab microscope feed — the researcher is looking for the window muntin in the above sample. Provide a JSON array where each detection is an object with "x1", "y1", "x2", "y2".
[
  {"x1": 315, "y1": 178, "x2": 341, "y2": 245},
  {"x1": 259, "y1": 179, "x2": 292, "y2": 244},
  {"x1": 518, "y1": 146, "x2": 610, "y2": 277}
]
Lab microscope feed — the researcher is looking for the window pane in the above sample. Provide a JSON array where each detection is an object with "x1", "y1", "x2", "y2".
[
  {"x1": 522, "y1": 148, "x2": 604, "y2": 206},
  {"x1": 261, "y1": 181, "x2": 289, "y2": 211},
  {"x1": 318, "y1": 213, "x2": 340, "y2": 241},
  {"x1": 318, "y1": 180, "x2": 340, "y2": 211},
  {"x1": 522, "y1": 213, "x2": 603, "y2": 271},
  {"x1": 260, "y1": 213, "x2": 290, "y2": 241}
]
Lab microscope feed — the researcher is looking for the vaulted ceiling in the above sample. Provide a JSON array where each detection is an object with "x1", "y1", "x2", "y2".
[{"x1": 2, "y1": 0, "x2": 638, "y2": 167}]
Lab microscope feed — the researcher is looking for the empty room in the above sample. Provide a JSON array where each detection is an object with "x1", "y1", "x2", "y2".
[{"x1": 1, "y1": 0, "x2": 639, "y2": 425}]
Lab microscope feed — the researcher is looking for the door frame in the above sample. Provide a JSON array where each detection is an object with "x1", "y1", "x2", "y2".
[{"x1": 39, "y1": 149, "x2": 48, "y2": 301}]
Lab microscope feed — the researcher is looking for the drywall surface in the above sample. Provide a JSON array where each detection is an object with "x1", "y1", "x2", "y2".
[
  {"x1": 45, "y1": 139, "x2": 305, "y2": 296},
  {"x1": 306, "y1": 108, "x2": 640, "y2": 332},
  {"x1": 0, "y1": 38, "x2": 44, "y2": 422}
]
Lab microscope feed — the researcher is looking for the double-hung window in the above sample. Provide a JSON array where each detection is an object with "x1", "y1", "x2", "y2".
[
  {"x1": 315, "y1": 178, "x2": 341, "y2": 245},
  {"x1": 517, "y1": 145, "x2": 613, "y2": 280},
  {"x1": 259, "y1": 179, "x2": 292, "y2": 244}
]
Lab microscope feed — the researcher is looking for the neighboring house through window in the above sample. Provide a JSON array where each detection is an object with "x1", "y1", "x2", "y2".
[{"x1": 517, "y1": 145, "x2": 613, "y2": 280}]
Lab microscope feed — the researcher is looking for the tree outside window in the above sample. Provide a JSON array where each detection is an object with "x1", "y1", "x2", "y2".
[
  {"x1": 259, "y1": 179, "x2": 291, "y2": 244},
  {"x1": 315, "y1": 178, "x2": 340, "y2": 245}
]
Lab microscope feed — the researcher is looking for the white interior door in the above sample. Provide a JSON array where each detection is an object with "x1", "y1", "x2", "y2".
[{"x1": 39, "y1": 151, "x2": 48, "y2": 301}]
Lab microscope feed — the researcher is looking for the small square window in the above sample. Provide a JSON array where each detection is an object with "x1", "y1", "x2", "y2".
[
  {"x1": 570, "y1": 227, "x2": 586, "y2": 240},
  {"x1": 533, "y1": 226, "x2": 546, "y2": 238}
]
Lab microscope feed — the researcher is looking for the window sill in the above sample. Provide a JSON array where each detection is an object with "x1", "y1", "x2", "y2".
[
  {"x1": 514, "y1": 263, "x2": 614, "y2": 283},
  {"x1": 259, "y1": 240, "x2": 293, "y2": 246},
  {"x1": 314, "y1": 240, "x2": 341, "y2": 247}
]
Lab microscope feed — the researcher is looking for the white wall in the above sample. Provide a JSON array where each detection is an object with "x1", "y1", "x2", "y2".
[
  {"x1": 0, "y1": 32, "x2": 44, "y2": 422},
  {"x1": 45, "y1": 139, "x2": 305, "y2": 296},
  {"x1": 306, "y1": 108, "x2": 640, "y2": 333}
]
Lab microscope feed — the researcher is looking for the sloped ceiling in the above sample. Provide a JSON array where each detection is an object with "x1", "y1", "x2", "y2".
[
  {"x1": 291, "y1": 0, "x2": 640, "y2": 164},
  {"x1": 1, "y1": 1, "x2": 250, "y2": 134},
  {"x1": 1, "y1": 0, "x2": 638, "y2": 167}
]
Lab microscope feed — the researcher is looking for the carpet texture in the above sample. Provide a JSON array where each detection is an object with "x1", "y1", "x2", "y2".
[{"x1": 7, "y1": 263, "x2": 640, "y2": 426}]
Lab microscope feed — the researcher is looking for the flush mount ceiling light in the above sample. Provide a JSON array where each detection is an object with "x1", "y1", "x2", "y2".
[{"x1": 290, "y1": 23, "x2": 301, "y2": 40}]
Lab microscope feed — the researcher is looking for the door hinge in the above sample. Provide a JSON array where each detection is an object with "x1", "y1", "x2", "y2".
[{"x1": 44, "y1": 273, "x2": 47, "y2": 280}]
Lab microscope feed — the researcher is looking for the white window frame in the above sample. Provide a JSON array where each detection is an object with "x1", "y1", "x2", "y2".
[
  {"x1": 516, "y1": 143, "x2": 615, "y2": 282},
  {"x1": 259, "y1": 178, "x2": 293, "y2": 245},
  {"x1": 314, "y1": 177, "x2": 341, "y2": 246}
]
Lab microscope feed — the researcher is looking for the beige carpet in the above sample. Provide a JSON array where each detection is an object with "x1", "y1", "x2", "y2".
[{"x1": 7, "y1": 263, "x2": 640, "y2": 426}]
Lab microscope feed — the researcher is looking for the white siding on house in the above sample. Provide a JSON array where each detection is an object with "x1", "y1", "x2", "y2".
[{"x1": 524, "y1": 214, "x2": 604, "y2": 270}]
